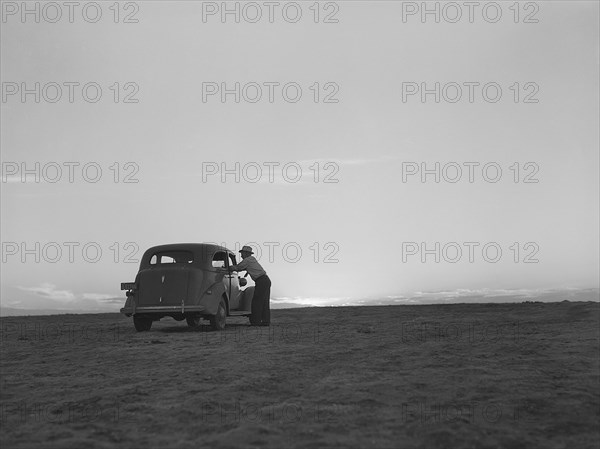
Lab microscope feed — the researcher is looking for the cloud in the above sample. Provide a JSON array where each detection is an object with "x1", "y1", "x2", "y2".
[
  {"x1": 325, "y1": 155, "x2": 404, "y2": 166},
  {"x1": 11, "y1": 284, "x2": 124, "y2": 311},
  {"x1": 250, "y1": 156, "x2": 404, "y2": 186},
  {"x1": 273, "y1": 288, "x2": 600, "y2": 307},
  {"x1": 18, "y1": 283, "x2": 76, "y2": 303},
  {"x1": 272, "y1": 296, "x2": 352, "y2": 307},
  {"x1": 82, "y1": 293, "x2": 118, "y2": 301},
  {"x1": 165, "y1": 155, "x2": 405, "y2": 187},
  {"x1": 81, "y1": 293, "x2": 125, "y2": 306},
  {"x1": 96, "y1": 297, "x2": 126, "y2": 304}
]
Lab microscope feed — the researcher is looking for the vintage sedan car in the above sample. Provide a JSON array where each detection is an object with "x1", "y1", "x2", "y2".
[{"x1": 120, "y1": 243, "x2": 254, "y2": 331}]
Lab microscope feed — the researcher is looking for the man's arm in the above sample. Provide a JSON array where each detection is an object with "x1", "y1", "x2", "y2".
[{"x1": 228, "y1": 257, "x2": 248, "y2": 273}]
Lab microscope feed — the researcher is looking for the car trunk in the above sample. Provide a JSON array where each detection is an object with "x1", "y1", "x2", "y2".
[{"x1": 137, "y1": 267, "x2": 190, "y2": 307}]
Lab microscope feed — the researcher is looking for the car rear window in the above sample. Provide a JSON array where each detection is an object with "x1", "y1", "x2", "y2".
[{"x1": 150, "y1": 251, "x2": 194, "y2": 265}]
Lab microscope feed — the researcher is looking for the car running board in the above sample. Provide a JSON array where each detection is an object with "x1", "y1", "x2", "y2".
[{"x1": 228, "y1": 311, "x2": 252, "y2": 317}]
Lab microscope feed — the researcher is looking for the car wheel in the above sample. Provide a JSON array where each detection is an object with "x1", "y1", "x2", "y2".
[
  {"x1": 133, "y1": 316, "x2": 152, "y2": 332},
  {"x1": 186, "y1": 314, "x2": 201, "y2": 328},
  {"x1": 210, "y1": 299, "x2": 227, "y2": 331}
]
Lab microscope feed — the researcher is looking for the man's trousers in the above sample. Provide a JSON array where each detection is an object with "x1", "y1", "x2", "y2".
[{"x1": 251, "y1": 275, "x2": 271, "y2": 325}]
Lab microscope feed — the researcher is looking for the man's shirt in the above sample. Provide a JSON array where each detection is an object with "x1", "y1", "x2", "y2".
[{"x1": 230, "y1": 255, "x2": 266, "y2": 281}]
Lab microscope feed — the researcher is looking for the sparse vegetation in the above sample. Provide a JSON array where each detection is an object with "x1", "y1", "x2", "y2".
[{"x1": 1, "y1": 302, "x2": 598, "y2": 448}]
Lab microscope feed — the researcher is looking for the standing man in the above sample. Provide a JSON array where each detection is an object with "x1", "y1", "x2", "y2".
[{"x1": 228, "y1": 245, "x2": 271, "y2": 326}]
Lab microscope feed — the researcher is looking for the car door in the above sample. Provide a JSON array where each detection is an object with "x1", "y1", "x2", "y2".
[
  {"x1": 226, "y1": 252, "x2": 241, "y2": 310},
  {"x1": 211, "y1": 251, "x2": 239, "y2": 310}
]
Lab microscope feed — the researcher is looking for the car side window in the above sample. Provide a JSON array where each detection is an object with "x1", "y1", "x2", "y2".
[{"x1": 212, "y1": 251, "x2": 227, "y2": 268}]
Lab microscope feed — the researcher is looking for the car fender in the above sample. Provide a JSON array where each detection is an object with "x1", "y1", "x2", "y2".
[{"x1": 199, "y1": 279, "x2": 227, "y2": 315}]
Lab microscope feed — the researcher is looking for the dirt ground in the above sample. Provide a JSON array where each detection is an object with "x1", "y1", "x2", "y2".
[{"x1": 1, "y1": 301, "x2": 598, "y2": 449}]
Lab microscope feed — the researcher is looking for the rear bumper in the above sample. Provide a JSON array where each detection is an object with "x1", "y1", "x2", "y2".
[{"x1": 120, "y1": 305, "x2": 207, "y2": 316}]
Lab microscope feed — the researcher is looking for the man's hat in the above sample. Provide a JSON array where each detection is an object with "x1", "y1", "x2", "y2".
[{"x1": 239, "y1": 245, "x2": 254, "y2": 254}]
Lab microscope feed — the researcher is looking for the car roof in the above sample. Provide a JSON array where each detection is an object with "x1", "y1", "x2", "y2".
[
  {"x1": 140, "y1": 243, "x2": 235, "y2": 268},
  {"x1": 144, "y1": 243, "x2": 232, "y2": 254}
]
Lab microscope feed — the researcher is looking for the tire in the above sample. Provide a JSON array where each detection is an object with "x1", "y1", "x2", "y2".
[
  {"x1": 186, "y1": 314, "x2": 201, "y2": 328},
  {"x1": 210, "y1": 299, "x2": 227, "y2": 331},
  {"x1": 133, "y1": 316, "x2": 152, "y2": 332}
]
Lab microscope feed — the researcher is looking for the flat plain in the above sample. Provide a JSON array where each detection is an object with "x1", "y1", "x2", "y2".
[{"x1": 1, "y1": 301, "x2": 598, "y2": 449}]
